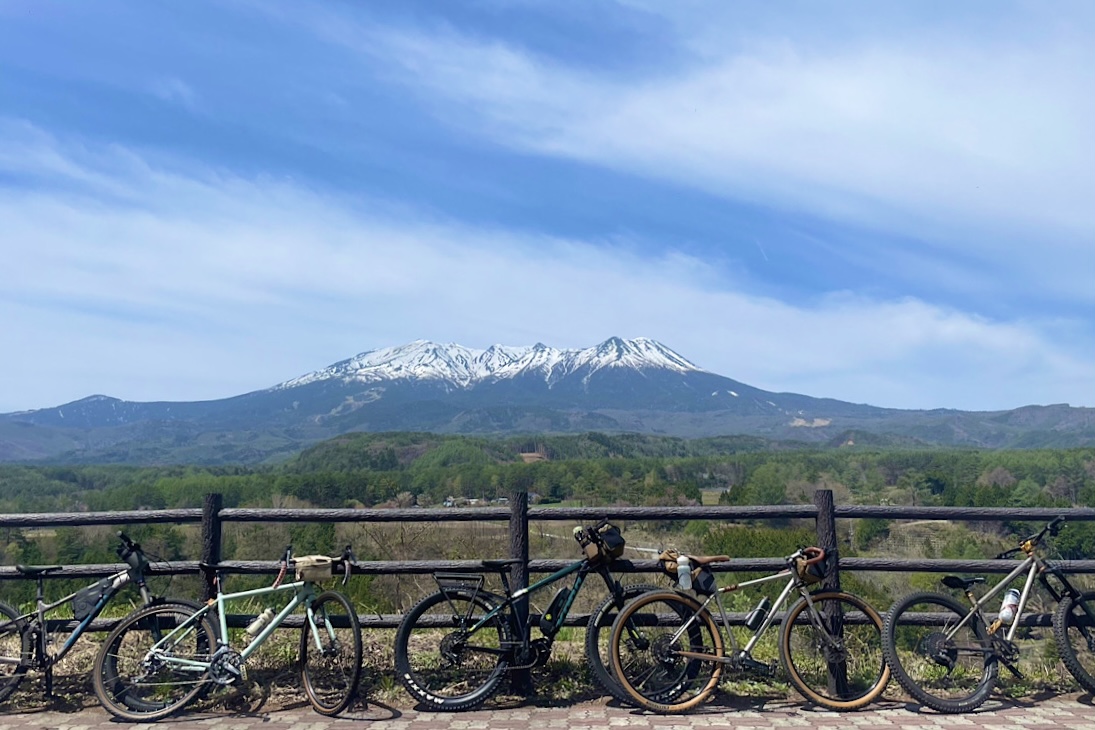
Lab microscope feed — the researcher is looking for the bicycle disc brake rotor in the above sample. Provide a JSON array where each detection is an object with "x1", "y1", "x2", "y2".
[
  {"x1": 820, "y1": 635, "x2": 846, "y2": 664},
  {"x1": 652, "y1": 635, "x2": 683, "y2": 666},
  {"x1": 922, "y1": 632, "x2": 958, "y2": 671},
  {"x1": 321, "y1": 638, "x2": 343, "y2": 658}
]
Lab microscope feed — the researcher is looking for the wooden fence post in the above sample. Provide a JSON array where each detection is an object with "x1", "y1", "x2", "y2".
[
  {"x1": 813, "y1": 489, "x2": 840, "y2": 592},
  {"x1": 509, "y1": 490, "x2": 532, "y2": 695},
  {"x1": 200, "y1": 493, "x2": 223, "y2": 602},
  {"x1": 812, "y1": 488, "x2": 848, "y2": 696}
]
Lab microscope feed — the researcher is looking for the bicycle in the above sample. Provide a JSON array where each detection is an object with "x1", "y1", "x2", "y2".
[
  {"x1": 882, "y1": 516, "x2": 1095, "y2": 713},
  {"x1": 608, "y1": 546, "x2": 890, "y2": 713},
  {"x1": 92, "y1": 545, "x2": 362, "y2": 721},
  {"x1": 393, "y1": 520, "x2": 661, "y2": 710},
  {"x1": 0, "y1": 531, "x2": 202, "y2": 703}
]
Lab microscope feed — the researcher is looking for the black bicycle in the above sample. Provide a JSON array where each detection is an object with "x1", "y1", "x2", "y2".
[
  {"x1": 0, "y1": 532, "x2": 201, "y2": 702},
  {"x1": 393, "y1": 520, "x2": 659, "y2": 710}
]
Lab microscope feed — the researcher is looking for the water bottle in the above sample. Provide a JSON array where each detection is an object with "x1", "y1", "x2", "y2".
[
  {"x1": 246, "y1": 607, "x2": 276, "y2": 637},
  {"x1": 998, "y1": 588, "x2": 1021, "y2": 624},
  {"x1": 745, "y1": 596, "x2": 772, "y2": 631},
  {"x1": 677, "y1": 555, "x2": 692, "y2": 591}
]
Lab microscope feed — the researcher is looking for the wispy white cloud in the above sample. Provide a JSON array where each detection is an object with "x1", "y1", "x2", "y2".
[
  {"x1": 150, "y1": 77, "x2": 198, "y2": 111},
  {"x1": 309, "y1": 6, "x2": 1095, "y2": 302},
  {"x1": 1, "y1": 124, "x2": 1091, "y2": 412}
]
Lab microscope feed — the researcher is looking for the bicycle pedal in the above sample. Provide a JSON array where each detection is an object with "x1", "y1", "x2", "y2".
[{"x1": 738, "y1": 653, "x2": 774, "y2": 676}]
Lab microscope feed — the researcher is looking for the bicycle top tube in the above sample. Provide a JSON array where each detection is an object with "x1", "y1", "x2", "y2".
[{"x1": 511, "y1": 559, "x2": 585, "y2": 600}]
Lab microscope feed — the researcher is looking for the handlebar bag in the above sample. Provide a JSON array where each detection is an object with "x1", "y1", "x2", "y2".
[{"x1": 295, "y1": 555, "x2": 334, "y2": 582}]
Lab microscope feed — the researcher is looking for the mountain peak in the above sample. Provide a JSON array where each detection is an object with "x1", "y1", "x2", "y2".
[{"x1": 275, "y1": 337, "x2": 703, "y2": 390}]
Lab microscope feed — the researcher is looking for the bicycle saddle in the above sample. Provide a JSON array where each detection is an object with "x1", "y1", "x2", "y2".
[
  {"x1": 15, "y1": 564, "x2": 63, "y2": 576},
  {"x1": 941, "y1": 575, "x2": 986, "y2": 590}
]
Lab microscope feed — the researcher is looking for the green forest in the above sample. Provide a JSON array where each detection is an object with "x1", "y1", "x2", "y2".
[{"x1": 2, "y1": 432, "x2": 1094, "y2": 613}]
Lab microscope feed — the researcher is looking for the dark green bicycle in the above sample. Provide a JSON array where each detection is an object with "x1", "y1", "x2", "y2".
[{"x1": 393, "y1": 520, "x2": 658, "y2": 710}]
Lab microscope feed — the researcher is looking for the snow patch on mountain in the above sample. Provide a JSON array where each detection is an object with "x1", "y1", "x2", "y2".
[{"x1": 275, "y1": 337, "x2": 705, "y2": 390}]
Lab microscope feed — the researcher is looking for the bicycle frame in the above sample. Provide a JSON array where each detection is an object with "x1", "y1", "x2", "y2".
[
  {"x1": 42, "y1": 570, "x2": 135, "y2": 659},
  {"x1": 945, "y1": 556, "x2": 1041, "y2": 643},
  {"x1": 440, "y1": 558, "x2": 615, "y2": 649},
  {"x1": 147, "y1": 578, "x2": 329, "y2": 676},
  {"x1": 665, "y1": 567, "x2": 804, "y2": 662},
  {"x1": 945, "y1": 543, "x2": 1090, "y2": 644},
  {"x1": 0, "y1": 567, "x2": 134, "y2": 669}
]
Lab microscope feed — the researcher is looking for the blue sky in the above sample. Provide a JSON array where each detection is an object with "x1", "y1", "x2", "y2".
[{"x1": 1, "y1": 0, "x2": 1092, "y2": 413}]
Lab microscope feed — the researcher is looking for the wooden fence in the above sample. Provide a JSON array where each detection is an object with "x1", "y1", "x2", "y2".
[{"x1": 3, "y1": 489, "x2": 1095, "y2": 633}]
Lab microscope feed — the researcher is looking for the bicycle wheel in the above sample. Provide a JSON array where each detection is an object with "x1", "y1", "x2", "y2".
[
  {"x1": 882, "y1": 591, "x2": 997, "y2": 713},
  {"x1": 609, "y1": 590, "x2": 722, "y2": 713},
  {"x1": 584, "y1": 583, "x2": 661, "y2": 705},
  {"x1": 1053, "y1": 591, "x2": 1095, "y2": 693},
  {"x1": 779, "y1": 591, "x2": 889, "y2": 710},
  {"x1": 301, "y1": 590, "x2": 363, "y2": 716},
  {"x1": 393, "y1": 586, "x2": 513, "y2": 711},
  {"x1": 0, "y1": 601, "x2": 30, "y2": 703},
  {"x1": 93, "y1": 602, "x2": 216, "y2": 721}
]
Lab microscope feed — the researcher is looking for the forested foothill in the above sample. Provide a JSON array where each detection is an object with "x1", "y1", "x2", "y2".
[{"x1": 2, "y1": 432, "x2": 1094, "y2": 614}]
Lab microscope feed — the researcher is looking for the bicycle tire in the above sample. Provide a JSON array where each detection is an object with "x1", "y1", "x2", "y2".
[
  {"x1": 609, "y1": 590, "x2": 722, "y2": 713},
  {"x1": 301, "y1": 590, "x2": 363, "y2": 716},
  {"x1": 779, "y1": 591, "x2": 889, "y2": 710},
  {"x1": 1053, "y1": 591, "x2": 1095, "y2": 694},
  {"x1": 584, "y1": 583, "x2": 662, "y2": 705},
  {"x1": 393, "y1": 586, "x2": 513, "y2": 711},
  {"x1": 93, "y1": 602, "x2": 217, "y2": 721},
  {"x1": 882, "y1": 591, "x2": 997, "y2": 713},
  {"x1": 0, "y1": 601, "x2": 30, "y2": 703}
]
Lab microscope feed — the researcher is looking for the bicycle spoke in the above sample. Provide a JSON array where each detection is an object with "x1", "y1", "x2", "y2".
[
  {"x1": 882, "y1": 592, "x2": 997, "y2": 713},
  {"x1": 93, "y1": 603, "x2": 215, "y2": 722},
  {"x1": 301, "y1": 591, "x2": 362, "y2": 716},
  {"x1": 1054, "y1": 592, "x2": 1095, "y2": 693},
  {"x1": 780, "y1": 592, "x2": 888, "y2": 710},
  {"x1": 394, "y1": 588, "x2": 512, "y2": 711},
  {"x1": 610, "y1": 592, "x2": 721, "y2": 713}
]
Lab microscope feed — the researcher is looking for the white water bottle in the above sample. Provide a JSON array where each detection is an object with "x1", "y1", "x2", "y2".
[
  {"x1": 677, "y1": 555, "x2": 692, "y2": 591},
  {"x1": 246, "y1": 607, "x2": 275, "y2": 637},
  {"x1": 998, "y1": 588, "x2": 1021, "y2": 624}
]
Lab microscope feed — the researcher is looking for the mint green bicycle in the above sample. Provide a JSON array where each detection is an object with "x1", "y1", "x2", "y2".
[{"x1": 92, "y1": 545, "x2": 361, "y2": 721}]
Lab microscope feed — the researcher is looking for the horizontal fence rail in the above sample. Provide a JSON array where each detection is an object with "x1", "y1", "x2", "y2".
[{"x1": 3, "y1": 492, "x2": 1095, "y2": 636}]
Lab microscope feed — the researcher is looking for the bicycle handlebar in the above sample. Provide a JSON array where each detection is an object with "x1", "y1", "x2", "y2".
[
  {"x1": 993, "y1": 517, "x2": 1066, "y2": 559},
  {"x1": 1024, "y1": 516, "x2": 1066, "y2": 547},
  {"x1": 791, "y1": 546, "x2": 825, "y2": 565},
  {"x1": 116, "y1": 531, "x2": 147, "y2": 573}
]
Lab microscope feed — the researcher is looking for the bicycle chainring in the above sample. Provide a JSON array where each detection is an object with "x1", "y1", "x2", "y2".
[
  {"x1": 530, "y1": 638, "x2": 552, "y2": 667},
  {"x1": 209, "y1": 648, "x2": 244, "y2": 685},
  {"x1": 993, "y1": 636, "x2": 1020, "y2": 664}
]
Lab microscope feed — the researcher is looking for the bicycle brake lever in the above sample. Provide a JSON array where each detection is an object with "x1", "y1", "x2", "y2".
[{"x1": 342, "y1": 555, "x2": 353, "y2": 586}]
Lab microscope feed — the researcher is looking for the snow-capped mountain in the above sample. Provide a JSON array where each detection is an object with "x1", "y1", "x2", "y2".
[
  {"x1": 277, "y1": 337, "x2": 703, "y2": 390},
  {"x1": 2, "y1": 336, "x2": 1092, "y2": 464}
]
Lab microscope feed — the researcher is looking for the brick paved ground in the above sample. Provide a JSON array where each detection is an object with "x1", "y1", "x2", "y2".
[{"x1": 3, "y1": 693, "x2": 1094, "y2": 730}]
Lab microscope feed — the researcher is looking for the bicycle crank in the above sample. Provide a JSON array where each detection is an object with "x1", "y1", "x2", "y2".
[{"x1": 209, "y1": 648, "x2": 244, "y2": 685}]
